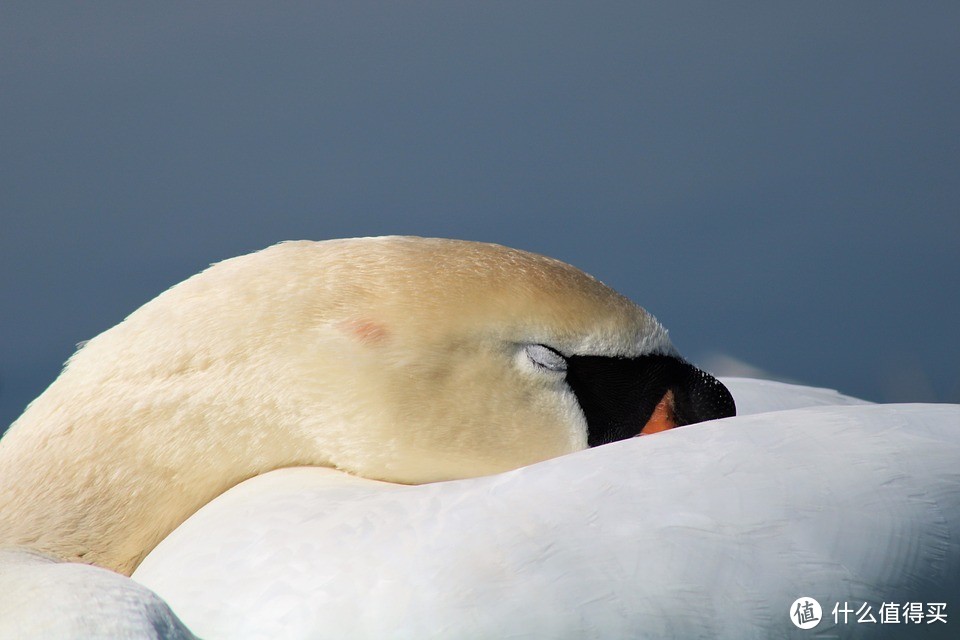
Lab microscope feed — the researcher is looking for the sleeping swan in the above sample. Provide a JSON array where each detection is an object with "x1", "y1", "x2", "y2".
[
  {"x1": 0, "y1": 237, "x2": 733, "y2": 577},
  {"x1": 4, "y1": 237, "x2": 957, "y2": 639}
]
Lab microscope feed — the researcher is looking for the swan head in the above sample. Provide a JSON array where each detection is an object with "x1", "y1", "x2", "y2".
[
  {"x1": 156, "y1": 236, "x2": 729, "y2": 482},
  {"x1": 0, "y1": 236, "x2": 733, "y2": 572}
]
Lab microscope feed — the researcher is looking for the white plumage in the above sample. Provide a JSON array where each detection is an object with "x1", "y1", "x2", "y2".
[
  {"x1": 0, "y1": 549, "x2": 194, "y2": 640},
  {"x1": 130, "y1": 380, "x2": 959, "y2": 639}
]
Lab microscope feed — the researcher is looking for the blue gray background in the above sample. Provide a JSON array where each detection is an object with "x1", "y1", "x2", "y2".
[{"x1": 2, "y1": 3, "x2": 958, "y2": 433}]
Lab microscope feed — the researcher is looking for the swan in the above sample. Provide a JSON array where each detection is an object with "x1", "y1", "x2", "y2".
[{"x1": 1, "y1": 237, "x2": 957, "y2": 638}]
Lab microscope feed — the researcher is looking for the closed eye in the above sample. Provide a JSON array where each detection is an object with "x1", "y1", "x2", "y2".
[{"x1": 524, "y1": 344, "x2": 568, "y2": 373}]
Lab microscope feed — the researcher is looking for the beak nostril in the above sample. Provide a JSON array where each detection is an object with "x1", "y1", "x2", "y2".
[{"x1": 674, "y1": 364, "x2": 737, "y2": 426}]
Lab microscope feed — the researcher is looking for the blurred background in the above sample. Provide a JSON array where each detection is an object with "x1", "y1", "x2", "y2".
[{"x1": 2, "y1": 3, "x2": 958, "y2": 433}]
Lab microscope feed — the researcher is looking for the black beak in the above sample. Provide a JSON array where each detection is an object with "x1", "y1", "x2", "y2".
[{"x1": 564, "y1": 354, "x2": 736, "y2": 447}]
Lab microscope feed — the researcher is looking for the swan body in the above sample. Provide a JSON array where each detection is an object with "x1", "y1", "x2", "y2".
[
  {"x1": 6, "y1": 383, "x2": 956, "y2": 639},
  {"x1": 130, "y1": 391, "x2": 959, "y2": 640}
]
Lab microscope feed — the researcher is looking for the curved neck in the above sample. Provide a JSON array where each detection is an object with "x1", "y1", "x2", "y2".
[{"x1": 0, "y1": 370, "x2": 314, "y2": 576}]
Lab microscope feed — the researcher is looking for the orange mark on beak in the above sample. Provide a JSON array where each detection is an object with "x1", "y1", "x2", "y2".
[{"x1": 639, "y1": 389, "x2": 678, "y2": 435}]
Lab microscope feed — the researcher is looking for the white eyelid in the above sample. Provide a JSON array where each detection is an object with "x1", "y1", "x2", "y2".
[{"x1": 524, "y1": 344, "x2": 568, "y2": 373}]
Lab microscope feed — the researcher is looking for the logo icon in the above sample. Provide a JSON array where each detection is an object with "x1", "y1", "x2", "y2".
[{"x1": 790, "y1": 597, "x2": 822, "y2": 629}]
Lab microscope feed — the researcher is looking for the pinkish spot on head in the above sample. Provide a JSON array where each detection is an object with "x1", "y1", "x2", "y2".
[{"x1": 339, "y1": 319, "x2": 389, "y2": 345}]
